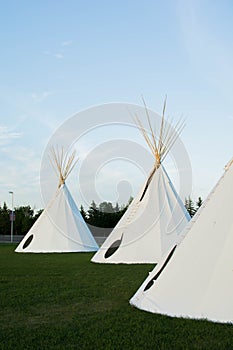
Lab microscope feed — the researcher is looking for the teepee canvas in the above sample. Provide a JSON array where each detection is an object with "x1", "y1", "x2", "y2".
[
  {"x1": 91, "y1": 101, "x2": 190, "y2": 264},
  {"x1": 130, "y1": 158, "x2": 233, "y2": 323},
  {"x1": 15, "y1": 147, "x2": 98, "y2": 253}
]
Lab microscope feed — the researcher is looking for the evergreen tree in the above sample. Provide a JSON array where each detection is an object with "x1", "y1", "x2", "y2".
[
  {"x1": 185, "y1": 196, "x2": 196, "y2": 217},
  {"x1": 128, "y1": 196, "x2": 134, "y2": 205},
  {"x1": 99, "y1": 202, "x2": 114, "y2": 213},
  {"x1": 33, "y1": 209, "x2": 43, "y2": 222},
  {"x1": 80, "y1": 205, "x2": 87, "y2": 220},
  {"x1": 196, "y1": 197, "x2": 203, "y2": 210},
  {"x1": 87, "y1": 200, "x2": 101, "y2": 225},
  {"x1": 0, "y1": 202, "x2": 10, "y2": 235},
  {"x1": 114, "y1": 202, "x2": 120, "y2": 213}
]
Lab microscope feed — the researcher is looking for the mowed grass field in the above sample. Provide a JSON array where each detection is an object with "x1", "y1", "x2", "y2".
[{"x1": 0, "y1": 244, "x2": 233, "y2": 350}]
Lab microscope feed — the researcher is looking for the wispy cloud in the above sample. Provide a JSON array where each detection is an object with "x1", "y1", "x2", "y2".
[
  {"x1": 43, "y1": 50, "x2": 64, "y2": 60},
  {"x1": 2, "y1": 145, "x2": 36, "y2": 163},
  {"x1": 43, "y1": 39, "x2": 72, "y2": 60},
  {"x1": 54, "y1": 53, "x2": 64, "y2": 59},
  {"x1": 0, "y1": 126, "x2": 21, "y2": 145},
  {"x1": 61, "y1": 40, "x2": 73, "y2": 47},
  {"x1": 31, "y1": 91, "x2": 54, "y2": 103}
]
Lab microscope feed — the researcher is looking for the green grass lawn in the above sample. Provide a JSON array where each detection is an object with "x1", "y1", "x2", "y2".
[{"x1": 0, "y1": 244, "x2": 233, "y2": 350}]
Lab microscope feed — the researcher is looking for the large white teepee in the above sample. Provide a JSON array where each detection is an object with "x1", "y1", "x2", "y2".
[
  {"x1": 130, "y1": 158, "x2": 233, "y2": 323},
  {"x1": 91, "y1": 101, "x2": 190, "y2": 264},
  {"x1": 15, "y1": 147, "x2": 99, "y2": 253}
]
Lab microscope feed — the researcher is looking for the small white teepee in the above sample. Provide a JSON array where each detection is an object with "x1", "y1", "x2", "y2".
[
  {"x1": 91, "y1": 100, "x2": 190, "y2": 264},
  {"x1": 130, "y1": 158, "x2": 233, "y2": 323},
  {"x1": 15, "y1": 147, "x2": 99, "y2": 253}
]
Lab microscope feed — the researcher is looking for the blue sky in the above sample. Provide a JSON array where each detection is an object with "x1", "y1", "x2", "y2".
[{"x1": 1, "y1": 0, "x2": 233, "y2": 210}]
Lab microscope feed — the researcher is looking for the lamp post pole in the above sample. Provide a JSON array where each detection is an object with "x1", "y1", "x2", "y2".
[{"x1": 9, "y1": 191, "x2": 14, "y2": 243}]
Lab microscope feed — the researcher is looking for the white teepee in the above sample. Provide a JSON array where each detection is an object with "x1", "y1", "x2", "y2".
[
  {"x1": 15, "y1": 147, "x2": 99, "y2": 253},
  {"x1": 91, "y1": 101, "x2": 190, "y2": 264},
  {"x1": 130, "y1": 158, "x2": 233, "y2": 323}
]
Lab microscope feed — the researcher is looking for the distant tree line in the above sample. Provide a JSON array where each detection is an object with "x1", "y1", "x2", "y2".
[
  {"x1": 0, "y1": 195, "x2": 202, "y2": 235},
  {"x1": 0, "y1": 203, "x2": 43, "y2": 236},
  {"x1": 80, "y1": 198, "x2": 133, "y2": 228}
]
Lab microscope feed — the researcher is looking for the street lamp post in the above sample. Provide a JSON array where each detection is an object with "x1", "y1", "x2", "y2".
[{"x1": 9, "y1": 191, "x2": 14, "y2": 243}]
